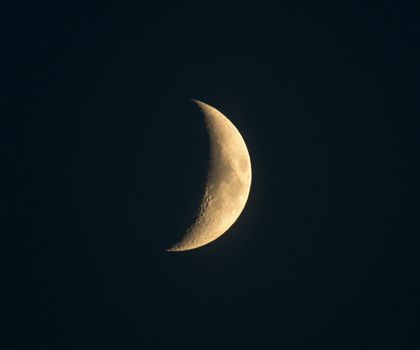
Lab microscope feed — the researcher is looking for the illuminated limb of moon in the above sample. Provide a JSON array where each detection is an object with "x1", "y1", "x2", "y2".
[{"x1": 166, "y1": 100, "x2": 252, "y2": 252}]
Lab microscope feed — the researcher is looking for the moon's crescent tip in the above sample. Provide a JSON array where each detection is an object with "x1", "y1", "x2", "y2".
[
  {"x1": 164, "y1": 246, "x2": 181, "y2": 253},
  {"x1": 189, "y1": 98, "x2": 206, "y2": 109},
  {"x1": 165, "y1": 244, "x2": 196, "y2": 252}
]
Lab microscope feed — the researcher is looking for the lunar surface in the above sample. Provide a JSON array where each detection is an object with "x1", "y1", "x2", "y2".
[{"x1": 166, "y1": 100, "x2": 252, "y2": 252}]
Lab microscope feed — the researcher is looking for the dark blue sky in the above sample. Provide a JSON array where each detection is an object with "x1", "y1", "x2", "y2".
[{"x1": 3, "y1": 1, "x2": 419, "y2": 349}]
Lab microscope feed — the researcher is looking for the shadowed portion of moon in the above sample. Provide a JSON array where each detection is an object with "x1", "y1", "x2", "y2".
[{"x1": 166, "y1": 100, "x2": 252, "y2": 252}]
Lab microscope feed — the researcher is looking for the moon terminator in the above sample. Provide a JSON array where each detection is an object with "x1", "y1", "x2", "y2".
[{"x1": 166, "y1": 100, "x2": 252, "y2": 252}]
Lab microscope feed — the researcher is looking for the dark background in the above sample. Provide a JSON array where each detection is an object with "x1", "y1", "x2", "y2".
[{"x1": 3, "y1": 1, "x2": 419, "y2": 349}]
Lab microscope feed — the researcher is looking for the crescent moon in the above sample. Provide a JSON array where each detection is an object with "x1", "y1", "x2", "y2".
[{"x1": 166, "y1": 100, "x2": 252, "y2": 252}]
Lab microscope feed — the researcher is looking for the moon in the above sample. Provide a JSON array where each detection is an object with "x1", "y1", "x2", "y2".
[{"x1": 166, "y1": 100, "x2": 252, "y2": 252}]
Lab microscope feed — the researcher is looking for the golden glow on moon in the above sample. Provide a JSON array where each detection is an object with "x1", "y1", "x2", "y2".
[{"x1": 166, "y1": 100, "x2": 252, "y2": 252}]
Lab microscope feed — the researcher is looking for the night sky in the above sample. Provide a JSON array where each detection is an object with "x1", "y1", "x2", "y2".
[{"x1": 3, "y1": 1, "x2": 419, "y2": 349}]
